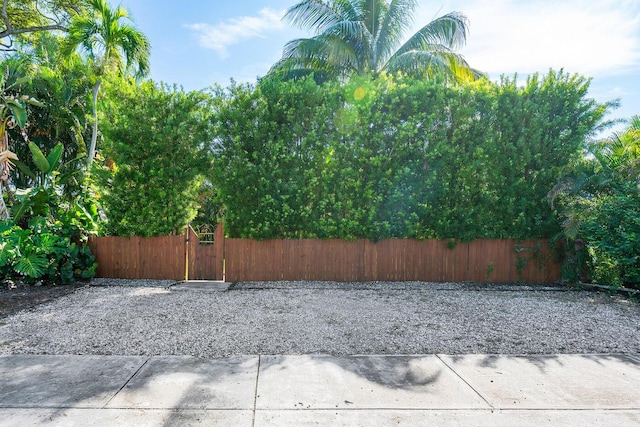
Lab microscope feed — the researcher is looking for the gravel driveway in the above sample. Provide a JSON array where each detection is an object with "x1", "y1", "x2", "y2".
[{"x1": 1, "y1": 279, "x2": 639, "y2": 357}]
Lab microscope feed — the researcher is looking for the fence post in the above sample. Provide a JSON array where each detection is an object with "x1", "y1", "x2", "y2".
[
  {"x1": 184, "y1": 226, "x2": 190, "y2": 282},
  {"x1": 214, "y1": 222, "x2": 225, "y2": 281}
]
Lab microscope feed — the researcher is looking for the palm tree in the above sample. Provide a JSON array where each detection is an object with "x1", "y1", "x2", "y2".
[
  {"x1": 62, "y1": 0, "x2": 150, "y2": 167},
  {"x1": 596, "y1": 115, "x2": 640, "y2": 185},
  {"x1": 270, "y1": 0, "x2": 479, "y2": 82}
]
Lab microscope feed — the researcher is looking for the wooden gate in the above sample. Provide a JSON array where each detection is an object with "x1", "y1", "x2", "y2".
[{"x1": 187, "y1": 223, "x2": 224, "y2": 280}]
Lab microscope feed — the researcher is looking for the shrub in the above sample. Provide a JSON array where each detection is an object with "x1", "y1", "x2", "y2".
[
  {"x1": 0, "y1": 218, "x2": 96, "y2": 285},
  {"x1": 582, "y1": 188, "x2": 640, "y2": 288},
  {"x1": 551, "y1": 116, "x2": 640, "y2": 288},
  {"x1": 2, "y1": 142, "x2": 98, "y2": 285}
]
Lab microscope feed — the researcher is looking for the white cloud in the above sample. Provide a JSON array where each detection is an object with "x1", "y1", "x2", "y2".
[
  {"x1": 186, "y1": 8, "x2": 286, "y2": 59},
  {"x1": 415, "y1": 0, "x2": 640, "y2": 78}
]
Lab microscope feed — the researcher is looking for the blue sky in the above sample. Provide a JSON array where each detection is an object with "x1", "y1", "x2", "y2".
[{"x1": 124, "y1": 0, "x2": 640, "y2": 132}]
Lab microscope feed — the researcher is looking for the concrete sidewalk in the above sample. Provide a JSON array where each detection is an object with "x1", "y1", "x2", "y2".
[{"x1": 1, "y1": 354, "x2": 639, "y2": 426}]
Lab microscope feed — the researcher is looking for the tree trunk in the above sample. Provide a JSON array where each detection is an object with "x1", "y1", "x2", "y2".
[
  {"x1": 0, "y1": 186, "x2": 7, "y2": 221},
  {"x1": 0, "y1": 132, "x2": 9, "y2": 221},
  {"x1": 87, "y1": 79, "x2": 101, "y2": 168}
]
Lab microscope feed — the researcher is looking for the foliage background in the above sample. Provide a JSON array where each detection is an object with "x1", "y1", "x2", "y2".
[{"x1": 551, "y1": 117, "x2": 640, "y2": 289}]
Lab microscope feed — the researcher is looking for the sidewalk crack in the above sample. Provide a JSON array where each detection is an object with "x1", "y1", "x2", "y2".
[
  {"x1": 251, "y1": 355, "x2": 261, "y2": 427},
  {"x1": 436, "y1": 354, "x2": 494, "y2": 410},
  {"x1": 102, "y1": 357, "x2": 150, "y2": 408}
]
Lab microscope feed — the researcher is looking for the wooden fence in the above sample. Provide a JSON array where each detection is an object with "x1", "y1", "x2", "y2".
[
  {"x1": 87, "y1": 224, "x2": 224, "y2": 281},
  {"x1": 224, "y1": 238, "x2": 561, "y2": 283},
  {"x1": 89, "y1": 225, "x2": 561, "y2": 284},
  {"x1": 87, "y1": 234, "x2": 187, "y2": 280}
]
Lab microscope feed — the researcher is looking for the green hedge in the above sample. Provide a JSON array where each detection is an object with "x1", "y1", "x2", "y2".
[
  {"x1": 212, "y1": 71, "x2": 607, "y2": 240},
  {"x1": 96, "y1": 78, "x2": 214, "y2": 237}
]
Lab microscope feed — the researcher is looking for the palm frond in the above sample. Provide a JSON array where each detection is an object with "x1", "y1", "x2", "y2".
[
  {"x1": 385, "y1": 10, "x2": 473, "y2": 81},
  {"x1": 628, "y1": 115, "x2": 640, "y2": 139},
  {"x1": 597, "y1": 116, "x2": 640, "y2": 182},
  {"x1": 61, "y1": 17, "x2": 100, "y2": 58},
  {"x1": 331, "y1": 0, "x2": 360, "y2": 22},
  {"x1": 359, "y1": 0, "x2": 389, "y2": 36},
  {"x1": 323, "y1": 19, "x2": 368, "y2": 40},
  {"x1": 445, "y1": 52, "x2": 478, "y2": 82},
  {"x1": 275, "y1": 1, "x2": 475, "y2": 81},
  {"x1": 322, "y1": 20, "x2": 371, "y2": 70},
  {"x1": 285, "y1": 0, "x2": 348, "y2": 34},
  {"x1": 395, "y1": 11, "x2": 469, "y2": 55},
  {"x1": 276, "y1": 34, "x2": 359, "y2": 78},
  {"x1": 113, "y1": 25, "x2": 151, "y2": 78},
  {"x1": 547, "y1": 172, "x2": 590, "y2": 209},
  {"x1": 384, "y1": 49, "x2": 438, "y2": 74},
  {"x1": 385, "y1": 47, "x2": 473, "y2": 82},
  {"x1": 269, "y1": 57, "x2": 335, "y2": 84},
  {"x1": 374, "y1": 0, "x2": 416, "y2": 67},
  {"x1": 62, "y1": 0, "x2": 150, "y2": 79}
]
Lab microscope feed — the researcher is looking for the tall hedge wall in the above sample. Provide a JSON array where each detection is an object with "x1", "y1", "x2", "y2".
[
  {"x1": 212, "y1": 71, "x2": 608, "y2": 240},
  {"x1": 97, "y1": 79, "x2": 214, "y2": 237}
]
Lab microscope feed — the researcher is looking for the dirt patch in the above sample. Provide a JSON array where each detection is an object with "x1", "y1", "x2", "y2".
[{"x1": 0, "y1": 282, "x2": 88, "y2": 319}]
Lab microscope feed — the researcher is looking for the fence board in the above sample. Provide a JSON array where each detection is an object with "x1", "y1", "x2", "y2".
[
  {"x1": 468, "y1": 240, "x2": 512, "y2": 283},
  {"x1": 88, "y1": 234, "x2": 185, "y2": 280},
  {"x1": 516, "y1": 239, "x2": 562, "y2": 284},
  {"x1": 225, "y1": 239, "x2": 283, "y2": 281}
]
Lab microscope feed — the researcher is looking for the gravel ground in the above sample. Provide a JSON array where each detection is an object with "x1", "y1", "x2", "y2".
[{"x1": 1, "y1": 279, "x2": 639, "y2": 357}]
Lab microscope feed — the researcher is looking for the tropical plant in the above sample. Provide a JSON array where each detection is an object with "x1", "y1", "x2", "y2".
[
  {"x1": 10, "y1": 142, "x2": 63, "y2": 223},
  {"x1": 0, "y1": 67, "x2": 43, "y2": 221},
  {"x1": 1, "y1": 142, "x2": 97, "y2": 285},
  {"x1": 581, "y1": 189, "x2": 639, "y2": 288},
  {"x1": 594, "y1": 115, "x2": 640, "y2": 187},
  {"x1": 0, "y1": 217, "x2": 97, "y2": 285},
  {"x1": 270, "y1": 0, "x2": 479, "y2": 82},
  {"x1": 61, "y1": 0, "x2": 150, "y2": 167},
  {"x1": 6, "y1": 34, "x2": 94, "y2": 199}
]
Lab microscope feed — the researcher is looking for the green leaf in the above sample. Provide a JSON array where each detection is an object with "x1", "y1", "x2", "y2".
[
  {"x1": 74, "y1": 201, "x2": 100, "y2": 230},
  {"x1": 9, "y1": 158, "x2": 37, "y2": 181},
  {"x1": 31, "y1": 189, "x2": 51, "y2": 216},
  {"x1": 28, "y1": 143, "x2": 51, "y2": 174},
  {"x1": 0, "y1": 240, "x2": 17, "y2": 267},
  {"x1": 8, "y1": 76, "x2": 31, "y2": 89},
  {"x1": 25, "y1": 97, "x2": 44, "y2": 108},
  {"x1": 14, "y1": 252, "x2": 48, "y2": 278},
  {"x1": 33, "y1": 232, "x2": 58, "y2": 254},
  {"x1": 11, "y1": 200, "x2": 32, "y2": 225},
  {"x1": 10, "y1": 187, "x2": 50, "y2": 224},
  {"x1": 46, "y1": 143, "x2": 64, "y2": 171},
  {"x1": 6, "y1": 100, "x2": 27, "y2": 128}
]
